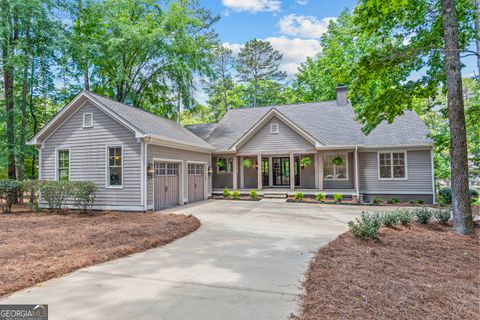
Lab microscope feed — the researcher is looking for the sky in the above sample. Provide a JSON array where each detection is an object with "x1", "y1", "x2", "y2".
[{"x1": 200, "y1": 0, "x2": 478, "y2": 79}]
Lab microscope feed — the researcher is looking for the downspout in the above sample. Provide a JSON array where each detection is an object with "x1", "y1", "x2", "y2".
[
  {"x1": 355, "y1": 146, "x2": 360, "y2": 201},
  {"x1": 143, "y1": 137, "x2": 152, "y2": 211}
]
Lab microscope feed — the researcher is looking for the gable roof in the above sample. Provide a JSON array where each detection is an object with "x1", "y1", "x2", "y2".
[
  {"x1": 29, "y1": 91, "x2": 215, "y2": 152},
  {"x1": 186, "y1": 101, "x2": 432, "y2": 151}
]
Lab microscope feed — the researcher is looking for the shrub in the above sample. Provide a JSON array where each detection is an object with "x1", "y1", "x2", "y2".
[
  {"x1": 22, "y1": 180, "x2": 42, "y2": 212},
  {"x1": 470, "y1": 189, "x2": 479, "y2": 203},
  {"x1": 232, "y1": 189, "x2": 240, "y2": 199},
  {"x1": 348, "y1": 212, "x2": 381, "y2": 239},
  {"x1": 372, "y1": 196, "x2": 382, "y2": 205},
  {"x1": 250, "y1": 190, "x2": 257, "y2": 199},
  {"x1": 294, "y1": 192, "x2": 304, "y2": 200},
  {"x1": 223, "y1": 187, "x2": 231, "y2": 198},
  {"x1": 0, "y1": 179, "x2": 22, "y2": 213},
  {"x1": 415, "y1": 199, "x2": 425, "y2": 204},
  {"x1": 316, "y1": 192, "x2": 325, "y2": 202},
  {"x1": 382, "y1": 211, "x2": 399, "y2": 227},
  {"x1": 333, "y1": 193, "x2": 342, "y2": 202},
  {"x1": 413, "y1": 207, "x2": 432, "y2": 224},
  {"x1": 387, "y1": 196, "x2": 400, "y2": 204},
  {"x1": 434, "y1": 209, "x2": 451, "y2": 224},
  {"x1": 40, "y1": 180, "x2": 74, "y2": 211},
  {"x1": 438, "y1": 187, "x2": 452, "y2": 204},
  {"x1": 72, "y1": 181, "x2": 98, "y2": 213},
  {"x1": 397, "y1": 209, "x2": 413, "y2": 225}
]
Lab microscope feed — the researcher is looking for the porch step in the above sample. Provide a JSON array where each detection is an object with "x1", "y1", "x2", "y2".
[{"x1": 262, "y1": 192, "x2": 287, "y2": 199}]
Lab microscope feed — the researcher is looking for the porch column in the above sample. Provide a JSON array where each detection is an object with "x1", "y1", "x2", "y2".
[
  {"x1": 233, "y1": 155, "x2": 238, "y2": 190},
  {"x1": 240, "y1": 156, "x2": 244, "y2": 189},
  {"x1": 318, "y1": 151, "x2": 324, "y2": 190},
  {"x1": 268, "y1": 156, "x2": 273, "y2": 187},
  {"x1": 257, "y1": 154, "x2": 262, "y2": 190},
  {"x1": 290, "y1": 152, "x2": 295, "y2": 190},
  {"x1": 354, "y1": 147, "x2": 360, "y2": 201},
  {"x1": 314, "y1": 153, "x2": 319, "y2": 189}
]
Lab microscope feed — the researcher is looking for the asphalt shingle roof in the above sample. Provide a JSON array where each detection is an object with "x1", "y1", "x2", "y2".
[
  {"x1": 188, "y1": 101, "x2": 432, "y2": 151},
  {"x1": 87, "y1": 92, "x2": 214, "y2": 150}
]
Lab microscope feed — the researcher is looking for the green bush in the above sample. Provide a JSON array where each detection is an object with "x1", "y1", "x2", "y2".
[
  {"x1": 0, "y1": 179, "x2": 22, "y2": 213},
  {"x1": 434, "y1": 209, "x2": 451, "y2": 224},
  {"x1": 397, "y1": 209, "x2": 413, "y2": 225},
  {"x1": 294, "y1": 192, "x2": 304, "y2": 200},
  {"x1": 250, "y1": 190, "x2": 257, "y2": 199},
  {"x1": 382, "y1": 211, "x2": 399, "y2": 227},
  {"x1": 72, "y1": 181, "x2": 98, "y2": 213},
  {"x1": 372, "y1": 196, "x2": 382, "y2": 205},
  {"x1": 223, "y1": 187, "x2": 231, "y2": 198},
  {"x1": 413, "y1": 207, "x2": 432, "y2": 224},
  {"x1": 315, "y1": 192, "x2": 325, "y2": 201},
  {"x1": 40, "y1": 180, "x2": 74, "y2": 211},
  {"x1": 348, "y1": 212, "x2": 381, "y2": 239},
  {"x1": 333, "y1": 193, "x2": 342, "y2": 202},
  {"x1": 415, "y1": 199, "x2": 425, "y2": 204},
  {"x1": 438, "y1": 187, "x2": 452, "y2": 204},
  {"x1": 387, "y1": 196, "x2": 400, "y2": 204},
  {"x1": 232, "y1": 189, "x2": 240, "y2": 199},
  {"x1": 470, "y1": 189, "x2": 479, "y2": 203},
  {"x1": 22, "y1": 180, "x2": 42, "y2": 212}
]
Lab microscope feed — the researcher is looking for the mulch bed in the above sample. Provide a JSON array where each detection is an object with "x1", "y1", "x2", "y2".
[
  {"x1": 301, "y1": 223, "x2": 479, "y2": 320},
  {"x1": 211, "y1": 195, "x2": 261, "y2": 201},
  {"x1": 0, "y1": 208, "x2": 200, "y2": 297}
]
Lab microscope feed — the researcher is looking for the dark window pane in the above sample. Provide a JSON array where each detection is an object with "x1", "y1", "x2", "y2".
[{"x1": 109, "y1": 167, "x2": 122, "y2": 186}]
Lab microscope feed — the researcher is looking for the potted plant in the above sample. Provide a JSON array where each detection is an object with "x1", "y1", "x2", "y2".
[
  {"x1": 332, "y1": 155, "x2": 343, "y2": 166},
  {"x1": 300, "y1": 157, "x2": 312, "y2": 168},
  {"x1": 242, "y1": 158, "x2": 252, "y2": 168},
  {"x1": 216, "y1": 158, "x2": 225, "y2": 169}
]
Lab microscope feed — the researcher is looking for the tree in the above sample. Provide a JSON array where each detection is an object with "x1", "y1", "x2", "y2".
[{"x1": 236, "y1": 39, "x2": 286, "y2": 107}]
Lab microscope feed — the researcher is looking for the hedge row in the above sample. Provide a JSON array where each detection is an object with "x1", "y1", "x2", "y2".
[{"x1": 0, "y1": 179, "x2": 97, "y2": 213}]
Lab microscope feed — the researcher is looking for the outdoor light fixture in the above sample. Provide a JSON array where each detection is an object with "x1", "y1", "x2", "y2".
[
  {"x1": 147, "y1": 163, "x2": 154, "y2": 179},
  {"x1": 208, "y1": 166, "x2": 213, "y2": 175}
]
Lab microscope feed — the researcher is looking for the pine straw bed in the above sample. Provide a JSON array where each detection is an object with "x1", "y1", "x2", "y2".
[
  {"x1": 301, "y1": 223, "x2": 479, "y2": 320},
  {"x1": 0, "y1": 210, "x2": 200, "y2": 297}
]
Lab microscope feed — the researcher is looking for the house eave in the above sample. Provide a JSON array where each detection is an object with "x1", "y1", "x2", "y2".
[{"x1": 147, "y1": 135, "x2": 215, "y2": 153}]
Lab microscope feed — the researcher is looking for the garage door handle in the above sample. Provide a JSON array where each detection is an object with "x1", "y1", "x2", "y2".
[
  {"x1": 194, "y1": 183, "x2": 197, "y2": 188},
  {"x1": 165, "y1": 186, "x2": 168, "y2": 192}
]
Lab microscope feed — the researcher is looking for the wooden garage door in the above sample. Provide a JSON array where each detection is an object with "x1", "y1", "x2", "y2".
[
  {"x1": 188, "y1": 164, "x2": 204, "y2": 203},
  {"x1": 154, "y1": 162, "x2": 179, "y2": 210}
]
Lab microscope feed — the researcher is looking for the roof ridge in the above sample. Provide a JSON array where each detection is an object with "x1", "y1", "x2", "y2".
[{"x1": 226, "y1": 100, "x2": 339, "y2": 112}]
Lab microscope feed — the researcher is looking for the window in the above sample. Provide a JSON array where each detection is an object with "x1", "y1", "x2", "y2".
[
  {"x1": 270, "y1": 123, "x2": 279, "y2": 134},
  {"x1": 155, "y1": 162, "x2": 179, "y2": 176},
  {"x1": 323, "y1": 153, "x2": 348, "y2": 180},
  {"x1": 57, "y1": 149, "x2": 70, "y2": 181},
  {"x1": 107, "y1": 146, "x2": 122, "y2": 187},
  {"x1": 216, "y1": 157, "x2": 233, "y2": 173},
  {"x1": 83, "y1": 112, "x2": 93, "y2": 128},
  {"x1": 188, "y1": 164, "x2": 204, "y2": 175},
  {"x1": 378, "y1": 151, "x2": 407, "y2": 179}
]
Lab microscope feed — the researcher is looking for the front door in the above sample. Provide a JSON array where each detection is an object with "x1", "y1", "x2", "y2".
[{"x1": 272, "y1": 157, "x2": 290, "y2": 186}]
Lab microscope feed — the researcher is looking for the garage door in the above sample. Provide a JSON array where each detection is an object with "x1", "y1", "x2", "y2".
[
  {"x1": 188, "y1": 164, "x2": 205, "y2": 203},
  {"x1": 154, "y1": 162, "x2": 180, "y2": 210}
]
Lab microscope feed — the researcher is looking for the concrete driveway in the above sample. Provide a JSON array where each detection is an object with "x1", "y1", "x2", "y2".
[{"x1": 2, "y1": 199, "x2": 369, "y2": 319}]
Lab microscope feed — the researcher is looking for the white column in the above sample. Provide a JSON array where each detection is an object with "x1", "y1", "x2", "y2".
[
  {"x1": 290, "y1": 153, "x2": 295, "y2": 190},
  {"x1": 318, "y1": 151, "x2": 324, "y2": 190},
  {"x1": 314, "y1": 153, "x2": 319, "y2": 189},
  {"x1": 257, "y1": 154, "x2": 262, "y2": 190},
  {"x1": 354, "y1": 147, "x2": 360, "y2": 201},
  {"x1": 268, "y1": 156, "x2": 273, "y2": 187},
  {"x1": 233, "y1": 155, "x2": 238, "y2": 190},
  {"x1": 240, "y1": 156, "x2": 244, "y2": 189}
]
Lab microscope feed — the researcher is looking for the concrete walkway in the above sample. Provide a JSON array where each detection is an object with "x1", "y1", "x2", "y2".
[{"x1": 2, "y1": 200, "x2": 368, "y2": 319}]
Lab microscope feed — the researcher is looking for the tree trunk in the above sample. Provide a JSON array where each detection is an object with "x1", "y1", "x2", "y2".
[
  {"x1": 441, "y1": 0, "x2": 474, "y2": 235},
  {"x1": 29, "y1": 55, "x2": 38, "y2": 178},
  {"x1": 19, "y1": 17, "x2": 31, "y2": 182},
  {"x1": 1, "y1": 0, "x2": 16, "y2": 180},
  {"x1": 253, "y1": 78, "x2": 258, "y2": 108}
]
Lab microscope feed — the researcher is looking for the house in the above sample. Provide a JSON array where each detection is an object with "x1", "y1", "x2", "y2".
[{"x1": 28, "y1": 86, "x2": 435, "y2": 211}]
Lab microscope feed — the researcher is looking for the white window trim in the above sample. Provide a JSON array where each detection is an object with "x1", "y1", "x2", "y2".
[
  {"x1": 270, "y1": 123, "x2": 279, "y2": 134},
  {"x1": 55, "y1": 147, "x2": 70, "y2": 181},
  {"x1": 83, "y1": 112, "x2": 93, "y2": 128},
  {"x1": 323, "y1": 152, "x2": 349, "y2": 181},
  {"x1": 377, "y1": 150, "x2": 408, "y2": 180},
  {"x1": 105, "y1": 145, "x2": 124, "y2": 189},
  {"x1": 216, "y1": 157, "x2": 233, "y2": 174}
]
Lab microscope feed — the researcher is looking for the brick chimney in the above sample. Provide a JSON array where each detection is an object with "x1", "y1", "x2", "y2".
[{"x1": 336, "y1": 84, "x2": 347, "y2": 106}]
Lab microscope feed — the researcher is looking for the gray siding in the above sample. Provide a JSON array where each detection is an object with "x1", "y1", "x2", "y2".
[
  {"x1": 41, "y1": 103, "x2": 142, "y2": 209},
  {"x1": 359, "y1": 150, "x2": 433, "y2": 194},
  {"x1": 147, "y1": 144, "x2": 211, "y2": 207},
  {"x1": 324, "y1": 152, "x2": 355, "y2": 189},
  {"x1": 238, "y1": 117, "x2": 314, "y2": 153}
]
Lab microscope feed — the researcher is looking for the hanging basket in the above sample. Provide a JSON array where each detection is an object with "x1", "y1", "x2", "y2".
[
  {"x1": 332, "y1": 155, "x2": 343, "y2": 166},
  {"x1": 300, "y1": 157, "x2": 312, "y2": 168},
  {"x1": 242, "y1": 158, "x2": 252, "y2": 168},
  {"x1": 216, "y1": 159, "x2": 225, "y2": 168}
]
